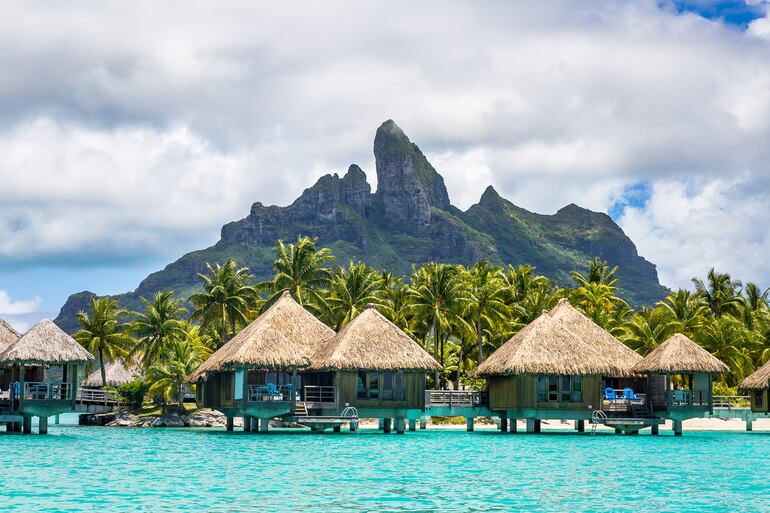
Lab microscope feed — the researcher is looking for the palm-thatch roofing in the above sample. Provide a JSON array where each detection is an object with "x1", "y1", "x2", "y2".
[
  {"x1": 632, "y1": 333, "x2": 729, "y2": 374},
  {"x1": 82, "y1": 359, "x2": 141, "y2": 387},
  {"x1": 548, "y1": 299, "x2": 642, "y2": 373},
  {"x1": 0, "y1": 317, "x2": 20, "y2": 355},
  {"x1": 739, "y1": 359, "x2": 770, "y2": 390},
  {"x1": 189, "y1": 291, "x2": 334, "y2": 381},
  {"x1": 308, "y1": 306, "x2": 442, "y2": 372},
  {"x1": 0, "y1": 319, "x2": 94, "y2": 365}
]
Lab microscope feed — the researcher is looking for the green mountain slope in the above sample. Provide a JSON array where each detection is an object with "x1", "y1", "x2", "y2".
[{"x1": 54, "y1": 120, "x2": 668, "y2": 332}]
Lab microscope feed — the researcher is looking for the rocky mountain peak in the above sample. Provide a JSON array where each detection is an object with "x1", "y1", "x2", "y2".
[{"x1": 373, "y1": 119, "x2": 450, "y2": 232}]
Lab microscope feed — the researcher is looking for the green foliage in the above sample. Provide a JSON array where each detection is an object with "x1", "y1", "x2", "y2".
[{"x1": 117, "y1": 380, "x2": 150, "y2": 409}]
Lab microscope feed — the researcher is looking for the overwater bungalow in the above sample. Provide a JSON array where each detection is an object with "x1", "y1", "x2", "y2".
[
  {"x1": 304, "y1": 305, "x2": 441, "y2": 433},
  {"x1": 472, "y1": 299, "x2": 645, "y2": 433},
  {"x1": 0, "y1": 319, "x2": 95, "y2": 434},
  {"x1": 189, "y1": 291, "x2": 335, "y2": 432},
  {"x1": 633, "y1": 333, "x2": 729, "y2": 435},
  {"x1": 739, "y1": 360, "x2": 770, "y2": 415},
  {"x1": 82, "y1": 359, "x2": 141, "y2": 388}
]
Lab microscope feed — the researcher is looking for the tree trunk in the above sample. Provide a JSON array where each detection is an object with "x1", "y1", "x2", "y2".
[
  {"x1": 439, "y1": 334, "x2": 445, "y2": 389},
  {"x1": 433, "y1": 319, "x2": 440, "y2": 387},
  {"x1": 456, "y1": 345, "x2": 463, "y2": 390},
  {"x1": 477, "y1": 315, "x2": 484, "y2": 364},
  {"x1": 99, "y1": 348, "x2": 107, "y2": 388}
]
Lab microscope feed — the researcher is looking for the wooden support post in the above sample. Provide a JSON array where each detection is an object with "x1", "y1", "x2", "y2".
[
  {"x1": 243, "y1": 415, "x2": 252, "y2": 432},
  {"x1": 526, "y1": 418, "x2": 536, "y2": 433},
  {"x1": 499, "y1": 416, "x2": 508, "y2": 433},
  {"x1": 396, "y1": 417, "x2": 405, "y2": 434},
  {"x1": 576, "y1": 420, "x2": 585, "y2": 433},
  {"x1": 466, "y1": 417, "x2": 474, "y2": 432},
  {"x1": 11, "y1": 422, "x2": 20, "y2": 433},
  {"x1": 251, "y1": 417, "x2": 259, "y2": 432},
  {"x1": 409, "y1": 418, "x2": 416, "y2": 431},
  {"x1": 226, "y1": 416, "x2": 234, "y2": 432},
  {"x1": 350, "y1": 421, "x2": 358, "y2": 432},
  {"x1": 614, "y1": 428, "x2": 622, "y2": 434},
  {"x1": 333, "y1": 425, "x2": 341, "y2": 433},
  {"x1": 651, "y1": 424, "x2": 659, "y2": 436},
  {"x1": 673, "y1": 420, "x2": 683, "y2": 436},
  {"x1": 509, "y1": 419, "x2": 517, "y2": 434},
  {"x1": 419, "y1": 417, "x2": 427, "y2": 429},
  {"x1": 378, "y1": 418, "x2": 384, "y2": 430},
  {"x1": 383, "y1": 418, "x2": 392, "y2": 434},
  {"x1": 55, "y1": 415, "x2": 60, "y2": 425},
  {"x1": 22, "y1": 415, "x2": 32, "y2": 434},
  {"x1": 534, "y1": 419, "x2": 541, "y2": 433},
  {"x1": 747, "y1": 418, "x2": 753, "y2": 432},
  {"x1": 39, "y1": 416, "x2": 48, "y2": 435},
  {"x1": 260, "y1": 418, "x2": 269, "y2": 433}
]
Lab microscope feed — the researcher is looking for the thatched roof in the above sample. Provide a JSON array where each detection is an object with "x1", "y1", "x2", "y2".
[
  {"x1": 308, "y1": 306, "x2": 442, "y2": 372},
  {"x1": 0, "y1": 317, "x2": 20, "y2": 355},
  {"x1": 0, "y1": 319, "x2": 94, "y2": 365},
  {"x1": 633, "y1": 333, "x2": 729, "y2": 374},
  {"x1": 82, "y1": 359, "x2": 141, "y2": 387},
  {"x1": 739, "y1": 359, "x2": 770, "y2": 390},
  {"x1": 189, "y1": 292, "x2": 334, "y2": 381},
  {"x1": 548, "y1": 299, "x2": 642, "y2": 374},
  {"x1": 473, "y1": 299, "x2": 640, "y2": 377}
]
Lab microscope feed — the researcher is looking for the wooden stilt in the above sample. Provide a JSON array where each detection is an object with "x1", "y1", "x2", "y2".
[
  {"x1": 499, "y1": 416, "x2": 508, "y2": 432},
  {"x1": 395, "y1": 417, "x2": 405, "y2": 434},
  {"x1": 409, "y1": 418, "x2": 416, "y2": 431},
  {"x1": 260, "y1": 418, "x2": 269, "y2": 433},
  {"x1": 243, "y1": 415, "x2": 252, "y2": 432},
  {"x1": 576, "y1": 420, "x2": 585, "y2": 433},
  {"x1": 419, "y1": 417, "x2": 427, "y2": 429},
  {"x1": 614, "y1": 428, "x2": 622, "y2": 434},
  {"x1": 350, "y1": 421, "x2": 358, "y2": 432},
  {"x1": 509, "y1": 419, "x2": 517, "y2": 434},
  {"x1": 534, "y1": 419, "x2": 541, "y2": 433},
  {"x1": 526, "y1": 418, "x2": 536, "y2": 433},
  {"x1": 466, "y1": 417, "x2": 474, "y2": 432},
  {"x1": 54, "y1": 415, "x2": 60, "y2": 425},
  {"x1": 673, "y1": 420, "x2": 683, "y2": 436},
  {"x1": 226, "y1": 416, "x2": 234, "y2": 432},
  {"x1": 651, "y1": 424, "x2": 659, "y2": 436},
  {"x1": 747, "y1": 418, "x2": 753, "y2": 432},
  {"x1": 39, "y1": 416, "x2": 48, "y2": 435},
  {"x1": 251, "y1": 417, "x2": 259, "y2": 431},
  {"x1": 22, "y1": 415, "x2": 32, "y2": 434},
  {"x1": 378, "y1": 418, "x2": 384, "y2": 430},
  {"x1": 333, "y1": 425, "x2": 341, "y2": 433},
  {"x1": 383, "y1": 418, "x2": 392, "y2": 434}
]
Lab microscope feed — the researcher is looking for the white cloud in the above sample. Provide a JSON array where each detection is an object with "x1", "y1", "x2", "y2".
[
  {"x1": 0, "y1": 290, "x2": 41, "y2": 315},
  {"x1": 0, "y1": 1, "x2": 770, "y2": 291}
]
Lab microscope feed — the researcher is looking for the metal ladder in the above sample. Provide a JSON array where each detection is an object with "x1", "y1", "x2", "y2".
[
  {"x1": 591, "y1": 410, "x2": 607, "y2": 435},
  {"x1": 341, "y1": 406, "x2": 359, "y2": 434}
]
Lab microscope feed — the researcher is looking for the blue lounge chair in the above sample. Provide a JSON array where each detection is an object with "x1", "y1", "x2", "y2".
[
  {"x1": 623, "y1": 388, "x2": 637, "y2": 400},
  {"x1": 266, "y1": 383, "x2": 282, "y2": 397},
  {"x1": 604, "y1": 388, "x2": 616, "y2": 400}
]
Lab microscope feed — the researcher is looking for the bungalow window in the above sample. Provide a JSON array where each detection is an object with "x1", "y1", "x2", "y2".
[
  {"x1": 383, "y1": 372, "x2": 393, "y2": 400},
  {"x1": 548, "y1": 375, "x2": 559, "y2": 401},
  {"x1": 537, "y1": 376, "x2": 547, "y2": 401},
  {"x1": 394, "y1": 371, "x2": 405, "y2": 401},
  {"x1": 756, "y1": 391, "x2": 764, "y2": 409},
  {"x1": 537, "y1": 375, "x2": 582, "y2": 402},
  {"x1": 357, "y1": 372, "x2": 367, "y2": 399},
  {"x1": 561, "y1": 376, "x2": 571, "y2": 402},
  {"x1": 571, "y1": 376, "x2": 583, "y2": 402}
]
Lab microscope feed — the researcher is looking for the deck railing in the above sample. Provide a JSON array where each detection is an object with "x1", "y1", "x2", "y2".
[
  {"x1": 77, "y1": 387, "x2": 119, "y2": 405},
  {"x1": 23, "y1": 382, "x2": 71, "y2": 401},
  {"x1": 425, "y1": 390, "x2": 487, "y2": 408},
  {"x1": 668, "y1": 389, "x2": 710, "y2": 407},
  {"x1": 304, "y1": 385, "x2": 336, "y2": 404},
  {"x1": 248, "y1": 384, "x2": 292, "y2": 402},
  {"x1": 713, "y1": 395, "x2": 751, "y2": 409}
]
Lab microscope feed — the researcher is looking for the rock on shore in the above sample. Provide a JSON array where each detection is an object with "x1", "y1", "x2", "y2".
[{"x1": 106, "y1": 409, "x2": 242, "y2": 428}]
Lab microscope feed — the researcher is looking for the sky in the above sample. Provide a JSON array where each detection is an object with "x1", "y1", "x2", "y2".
[{"x1": 1, "y1": 0, "x2": 770, "y2": 331}]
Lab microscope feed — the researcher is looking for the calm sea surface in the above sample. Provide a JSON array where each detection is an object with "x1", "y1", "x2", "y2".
[{"x1": 3, "y1": 417, "x2": 770, "y2": 512}]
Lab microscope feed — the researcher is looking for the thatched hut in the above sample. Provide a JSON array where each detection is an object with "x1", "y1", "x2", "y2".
[
  {"x1": 632, "y1": 333, "x2": 728, "y2": 433},
  {"x1": 473, "y1": 299, "x2": 645, "y2": 432},
  {"x1": 0, "y1": 318, "x2": 20, "y2": 395},
  {"x1": 305, "y1": 305, "x2": 441, "y2": 433},
  {"x1": 82, "y1": 359, "x2": 141, "y2": 388},
  {"x1": 189, "y1": 291, "x2": 334, "y2": 431},
  {"x1": 0, "y1": 319, "x2": 94, "y2": 434},
  {"x1": 739, "y1": 360, "x2": 770, "y2": 413}
]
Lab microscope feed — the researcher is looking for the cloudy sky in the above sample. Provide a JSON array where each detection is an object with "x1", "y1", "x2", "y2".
[{"x1": 2, "y1": 0, "x2": 770, "y2": 330}]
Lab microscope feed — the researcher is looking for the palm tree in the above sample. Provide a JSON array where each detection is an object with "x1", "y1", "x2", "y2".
[
  {"x1": 131, "y1": 291, "x2": 188, "y2": 368},
  {"x1": 377, "y1": 272, "x2": 412, "y2": 332},
  {"x1": 407, "y1": 263, "x2": 469, "y2": 386},
  {"x1": 621, "y1": 307, "x2": 676, "y2": 355},
  {"x1": 504, "y1": 264, "x2": 550, "y2": 303},
  {"x1": 189, "y1": 260, "x2": 258, "y2": 345},
  {"x1": 569, "y1": 281, "x2": 627, "y2": 328},
  {"x1": 323, "y1": 262, "x2": 383, "y2": 330},
  {"x1": 571, "y1": 257, "x2": 619, "y2": 288},
  {"x1": 658, "y1": 289, "x2": 708, "y2": 336},
  {"x1": 692, "y1": 268, "x2": 742, "y2": 317},
  {"x1": 463, "y1": 261, "x2": 509, "y2": 363},
  {"x1": 74, "y1": 297, "x2": 135, "y2": 387},
  {"x1": 260, "y1": 236, "x2": 333, "y2": 310},
  {"x1": 695, "y1": 316, "x2": 754, "y2": 385},
  {"x1": 146, "y1": 334, "x2": 212, "y2": 412}
]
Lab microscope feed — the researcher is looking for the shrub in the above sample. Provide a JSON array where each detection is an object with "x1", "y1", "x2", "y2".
[{"x1": 117, "y1": 380, "x2": 149, "y2": 409}]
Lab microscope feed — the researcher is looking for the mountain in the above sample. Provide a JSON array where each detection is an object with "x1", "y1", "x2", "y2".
[{"x1": 54, "y1": 120, "x2": 668, "y2": 332}]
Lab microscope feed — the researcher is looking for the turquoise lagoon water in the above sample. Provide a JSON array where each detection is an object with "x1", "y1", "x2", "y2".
[{"x1": 3, "y1": 419, "x2": 770, "y2": 512}]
